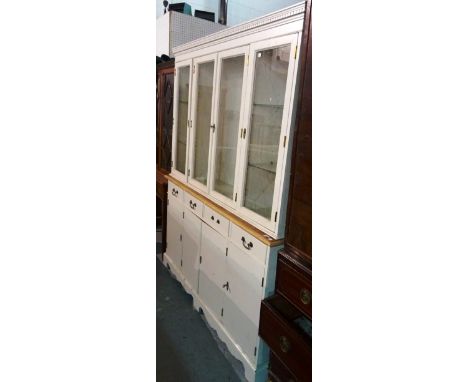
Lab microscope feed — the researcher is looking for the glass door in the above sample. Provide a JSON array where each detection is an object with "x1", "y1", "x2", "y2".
[
  {"x1": 238, "y1": 35, "x2": 299, "y2": 229},
  {"x1": 188, "y1": 54, "x2": 217, "y2": 192},
  {"x1": 172, "y1": 59, "x2": 192, "y2": 181},
  {"x1": 209, "y1": 46, "x2": 249, "y2": 207}
]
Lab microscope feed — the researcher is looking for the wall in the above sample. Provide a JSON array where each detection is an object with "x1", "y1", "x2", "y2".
[{"x1": 156, "y1": 0, "x2": 299, "y2": 27}]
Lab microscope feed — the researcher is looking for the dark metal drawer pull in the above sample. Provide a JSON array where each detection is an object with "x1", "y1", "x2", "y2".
[
  {"x1": 222, "y1": 281, "x2": 229, "y2": 291},
  {"x1": 279, "y1": 335, "x2": 291, "y2": 353},
  {"x1": 211, "y1": 216, "x2": 214, "y2": 220},
  {"x1": 216, "y1": 219, "x2": 220, "y2": 224},
  {"x1": 241, "y1": 236, "x2": 253, "y2": 250},
  {"x1": 300, "y1": 288, "x2": 311, "y2": 305},
  {"x1": 189, "y1": 200, "x2": 196, "y2": 209}
]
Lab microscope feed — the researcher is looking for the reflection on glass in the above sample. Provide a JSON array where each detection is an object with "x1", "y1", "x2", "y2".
[
  {"x1": 176, "y1": 66, "x2": 190, "y2": 173},
  {"x1": 193, "y1": 61, "x2": 214, "y2": 185},
  {"x1": 213, "y1": 55, "x2": 244, "y2": 199},
  {"x1": 243, "y1": 44, "x2": 291, "y2": 219}
]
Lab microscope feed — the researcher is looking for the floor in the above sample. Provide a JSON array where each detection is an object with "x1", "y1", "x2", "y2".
[{"x1": 156, "y1": 229, "x2": 243, "y2": 382}]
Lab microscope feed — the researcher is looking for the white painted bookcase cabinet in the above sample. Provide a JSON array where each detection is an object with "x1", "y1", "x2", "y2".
[{"x1": 162, "y1": 3, "x2": 306, "y2": 382}]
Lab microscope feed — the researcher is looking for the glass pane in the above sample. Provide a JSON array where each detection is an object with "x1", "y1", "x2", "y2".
[
  {"x1": 192, "y1": 61, "x2": 214, "y2": 185},
  {"x1": 161, "y1": 72, "x2": 174, "y2": 171},
  {"x1": 175, "y1": 66, "x2": 190, "y2": 173},
  {"x1": 243, "y1": 44, "x2": 291, "y2": 219},
  {"x1": 213, "y1": 55, "x2": 244, "y2": 199}
]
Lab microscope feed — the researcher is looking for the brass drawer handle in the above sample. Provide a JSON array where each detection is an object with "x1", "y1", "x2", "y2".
[
  {"x1": 279, "y1": 335, "x2": 291, "y2": 353},
  {"x1": 300, "y1": 288, "x2": 311, "y2": 305}
]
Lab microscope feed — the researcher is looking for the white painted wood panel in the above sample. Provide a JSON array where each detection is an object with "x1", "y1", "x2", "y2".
[
  {"x1": 198, "y1": 223, "x2": 228, "y2": 320},
  {"x1": 230, "y1": 223, "x2": 268, "y2": 264},
  {"x1": 181, "y1": 210, "x2": 202, "y2": 294},
  {"x1": 223, "y1": 242, "x2": 265, "y2": 366},
  {"x1": 184, "y1": 193, "x2": 203, "y2": 218},
  {"x1": 202, "y1": 204, "x2": 230, "y2": 237},
  {"x1": 166, "y1": 198, "x2": 184, "y2": 275}
]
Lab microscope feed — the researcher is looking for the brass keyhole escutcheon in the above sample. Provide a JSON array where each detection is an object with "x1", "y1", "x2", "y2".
[
  {"x1": 279, "y1": 335, "x2": 291, "y2": 353},
  {"x1": 300, "y1": 288, "x2": 311, "y2": 305}
]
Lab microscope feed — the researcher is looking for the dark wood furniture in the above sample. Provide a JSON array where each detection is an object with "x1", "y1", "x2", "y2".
[
  {"x1": 259, "y1": 1, "x2": 312, "y2": 380},
  {"x1": 157, "y1": 60, "x2": 175, "y2": 254}
]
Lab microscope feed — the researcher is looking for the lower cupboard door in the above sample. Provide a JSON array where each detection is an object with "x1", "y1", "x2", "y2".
[
  {"x1": 198, "y1": 223, "x2": 227, "y2": 320},
  {"x1": 223, "y1": 243, "x2": 265, "y2": 366},
  {"x1": 166, "y1": 200, "x2": 183, "y2": 274},
  {"x1": 182, "y1": 211, "x2": 202, "y2": 293}
]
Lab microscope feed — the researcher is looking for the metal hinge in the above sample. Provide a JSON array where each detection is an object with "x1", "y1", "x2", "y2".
[
  {"x1": 210, "y1": 123, "x2": 215, "y2": 132},
  {"x1": 261, "y1": 277, "x2": 264, "y2": 287},
  {"x1": 294, "y1": 45, "x2": 298, "y2": 59},
  {"x1": 274, "y1": 212, "x2": 278, "y2": 222},
  {"x1": 254, "y1": 347, "x2": 257, "y2": 356},
  {"x1": 234, "y1": 193, "x2": 237, "y2": 202},
  {"x1": 283, "y1": 135, "x2": 287, "y2": 147},
  {"x1": 183, "y1": 211, "x2": 184, "y2": 219},
  {"x1": 242, "y1": 128, "x2": 246, "y2": 139},
  {"x1": 225, "y1": 248, "x2": 228, "y2": 256},
  {"x1": 199, "y1": 256, "x2": 202, "y2": 264},
  {"x1": 187, "y1": 120, "x2": 192, "y2": 128},
  {"x1": 188, "y1": 169, "x2": 191, "y2": 176},
  {"x1": 221, "y1": 308, "x2": 224, "y2": 317},
  {"x1": 179, "y1": 234, "x2": 182, "y2": 241},
  {"x1": 180, "y1": 259, "x2": 183, "y2": 266}
]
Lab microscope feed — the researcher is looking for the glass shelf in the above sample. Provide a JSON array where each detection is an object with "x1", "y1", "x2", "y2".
[
  {"x1": 212, "y1": 54, "x2": 245, "y2": 200},
  {"x1": 243, "y1": 44, "x2": 291, "y2": 219}
]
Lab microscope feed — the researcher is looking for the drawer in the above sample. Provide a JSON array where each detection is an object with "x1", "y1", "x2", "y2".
[
  {"x1": 168, "y1": 182, "x2": 184, "y2": 203},
  {"x1": 230, "y1": 223, "x2": 267, "y2": 264},
  {"x1": 268, "y1": 353, "x2": 298, "y2": 382},
  {"x1": 202, "y1": 204, "x2": 229, "y2": 237},
  {"x1": 184, "y1": 193, "x2": 203, "y2": 218},
  {"x1": 259, "y1": 296, "x2": 311, "y2": 382},
  {"x1": 276, "y1": 257, "x2": 311, "y2": 320}
]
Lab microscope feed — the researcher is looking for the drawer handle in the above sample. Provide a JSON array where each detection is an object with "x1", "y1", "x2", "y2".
[
  {"x1": 211, "y1": 216, "x2": 214, "y2": 220},
  {"x1": 300, "y1": 288, "x2": 311, "y2": 305},
  {"x1": 216, "y1": 219, "x2": 220, "y2": 224},
  {"x1": 241, "y1": 236, "x2": 253, "y2": 250},
  {"x1": 222, "y1": 281, "x2": 229, "y2": 291},
  {"x1": 279, "y1": 335, "x2": 291, "y2": 353},
  {"x1": 189, "y1": 200, "x2": 197, "y2": 209}
]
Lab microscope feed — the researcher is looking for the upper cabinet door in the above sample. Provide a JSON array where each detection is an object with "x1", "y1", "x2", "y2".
[
  {"x1": 209, "y1": 46, "x2": 249, "y2": 208},
  {"x1": 238, "y1": 35, "x2": 299, "y2": 230},
  {"x1": 188, "y1": 54, "x2": 217, "y2": 192},
  {"x1": 172, "y1": 60, "x2": 193, "y2": 181}
]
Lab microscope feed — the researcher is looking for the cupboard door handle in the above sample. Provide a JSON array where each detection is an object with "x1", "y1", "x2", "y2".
[
  {"x1": 172, "y1": 188, "x2": 178, "y2": 196},
  {"x1": 211, "y1": 216, "x2": 214, "y2": 220},
  {"x1": 279, "y1": 335, "x2": 291, "y2": 353},
  {"x1": 216, "y1": 219, "x2": 220, "y2": 224},
  {"x1": 189, "y1": 200, "x2": 196, "y2": 209},
  {"x1": 222, "y1": 282, "x2": 229, "y2": 291},
  {"x1": 300, "y1": 288, "x2": 311, "y2": 305},
  {"x1": 241, "y1": 236, "x2": 253, "y2": 250}
]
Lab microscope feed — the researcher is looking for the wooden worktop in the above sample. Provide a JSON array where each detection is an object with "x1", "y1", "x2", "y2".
[{"x1": 165, "y1": 174, "x2": 284, "y2": 247}]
